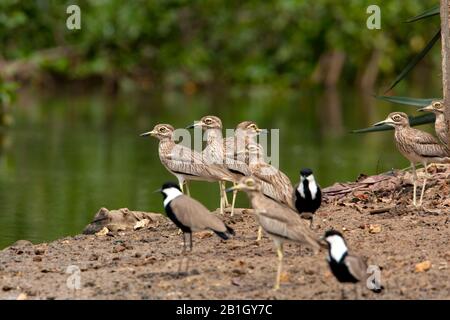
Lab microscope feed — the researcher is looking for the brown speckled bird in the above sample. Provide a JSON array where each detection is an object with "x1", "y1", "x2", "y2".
[
  {"x1": 141, "y1": 124, "x2": 237, "y2": 214},
  {"x1": 227, "y1": 177, "x2": 320, "y2": 290},
  {"x1": 374, "y1": 112, "x2": 450, "y2": 206},
  {"x1": 418, "y1": 100, "x2": 449, "y2": 150},
  {"x1": 187, "y1": 116, "x2": 244, "y2": 215},
  {"x1": 246, "y1": 143, "x2": 295, "y2": 240}
]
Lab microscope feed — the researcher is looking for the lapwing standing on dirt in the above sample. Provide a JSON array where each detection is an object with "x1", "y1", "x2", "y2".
[
  {"x1": 227, "y1": 177, "x2": 320, "y2": 290},
  {"x1": 322, "y1": 230, "x2": 383, "y2": 298},
  {"x1": 374, "y1": 112, "x2": 450, "y2": 207},
  {"x1": 187, "y1": 115, "x2": 245, "y2": 216},
  {"x1": 141, "y1": 124, "x2": 236, "y2": 214},
  {"x1": 294, "y1": 168, "x2": 322, "y2": 229},
  {"x1": 158, "y1": 182, "x2": 235, "y2": 273},
  {"x1": 418, "y1": 100, "x2": 449, "y2": 150}
]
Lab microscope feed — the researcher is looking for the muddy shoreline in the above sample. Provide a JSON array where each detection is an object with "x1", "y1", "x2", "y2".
[{"x1": 0, "y1": 168, "x2": 449, "y2": 300}]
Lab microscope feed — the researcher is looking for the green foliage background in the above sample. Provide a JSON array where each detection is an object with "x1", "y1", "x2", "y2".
[{"x1": 0, "y1": 0, "x2": 441, "y2": 88}]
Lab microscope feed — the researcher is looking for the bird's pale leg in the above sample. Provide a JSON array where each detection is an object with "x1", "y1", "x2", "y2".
[
  {"x1": 256, "y1": 226, "x2": 263, "y2": 241},
  {"x1": 222, "y1": 181, "x2": 230, "y2": 207},
  {"x1": 230, "y1": 183, "x2": 237, "y2": 216},
  {"x1": 218, "y1": 182, "x2": 224, "y2": 215},
  {"x1": 185, "y1": 181, "x2": 191, "y2": 197},
  {"x1": 274, "y1": 243, "x2": 284, "y2": 290},
  {"x1": 411, "y1": 163, "x2": 417, "y2": 207},
  {"x1": 419, "y1": 162, "x2": 428, "y2": 206},
  {"x1": 179, "y1": 181, "x2": 185, "y2": 194}
]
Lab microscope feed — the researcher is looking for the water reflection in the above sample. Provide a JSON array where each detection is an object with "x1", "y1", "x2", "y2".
[{"x1": 0, "y1": 88, "x2": 439, "y2": 248}]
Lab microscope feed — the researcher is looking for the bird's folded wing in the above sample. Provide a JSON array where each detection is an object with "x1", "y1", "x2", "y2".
[
  {"x1": 170, "y1": 195, "x2": 226, "y2": 232},
  {"x1": 344, "y1": 255, "x2": 368, "y2": 282},
  {"x1": 410, "y1": 133, "x2": 449, "y2": 158},
  {"x1": 258, "y1": 209, "x2": 319, "y2": 249}
]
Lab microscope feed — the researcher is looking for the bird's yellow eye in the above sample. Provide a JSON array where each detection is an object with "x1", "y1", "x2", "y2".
[
  {"x1": 392, "y1": 115, "x2": 401, "y2": 122},
  {"x1": 245, "y1": 179, "x2": 255, "y2": 187},
  {"x1": 159, "y1": 127, "x2": 166, "y2": 132},
  {"x1": 434, "y1": 102, "x2": 442, "y2": 109}
]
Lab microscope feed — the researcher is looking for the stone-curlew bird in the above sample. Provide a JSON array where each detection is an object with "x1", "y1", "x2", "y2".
[
  {"x1": 227, "y1": 177, "x2": 320, "y2": 290},
  {"x1": 418, "y1": 100, "x2": 449, "y2": 150},
  {"x1": 141, "y1": 124, "x2": 236, "y2": 214},
  {"x1": 374, "y1": 112, "x2": 450, "y2": 206}
]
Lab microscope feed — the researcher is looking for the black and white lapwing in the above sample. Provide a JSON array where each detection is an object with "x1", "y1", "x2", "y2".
[
  {"x1": 322, "y1": 230, "x2": 383, "y2": 298},
  {"x1": 227, "y1": 177, "x2": 321, "y2": 290},
  {"x1": 294, "y1": 168, "x2": 322, "y2": 229},
  {"x1": 158, "y1": 182, "x2": 235, "y2": 273}
]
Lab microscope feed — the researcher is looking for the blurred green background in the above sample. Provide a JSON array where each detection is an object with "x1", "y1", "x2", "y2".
[{"x1": 0, "y1": 0, "x2": 443, "y2": 248}]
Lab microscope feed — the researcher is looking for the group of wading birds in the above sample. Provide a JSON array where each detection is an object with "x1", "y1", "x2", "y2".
[{"x1": 140, "y1": 100, "x2": 449, "y2": 294}]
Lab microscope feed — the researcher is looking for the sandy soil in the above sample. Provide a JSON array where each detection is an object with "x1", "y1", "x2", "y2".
[{"x1": 0, "y1": 167, "x2": 449, "y2": 300}]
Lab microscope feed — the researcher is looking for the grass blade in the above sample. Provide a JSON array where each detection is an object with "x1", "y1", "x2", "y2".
[
  {"x1": 385, "y1": 29, "x2": 441, "y2": 93},
  {"x1": 375, "y1": 95, "x2": 436, "y2": 107},
  {"x1": 352, "y1": 113, "x2": 436, "y2": 134},
  {"x1": 406, "y1": 5, "x2": 440, "y2": 23}
]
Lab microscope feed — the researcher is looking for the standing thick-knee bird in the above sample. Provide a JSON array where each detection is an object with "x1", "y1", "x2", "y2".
[
  {"x1": 246, "y1": 143, "x2": 295, "y2": 240},
  {"x1": 224, "y1": 121, "x2": 265, "y2": 161},
  {"x1": 418, "y1": 100, "x2": 449, "y2": 150},
  {"x1": 158, "y1": 182, "x2": 235, "y2": 273},
  {"x1": 140, "y1": 124, "x2": 236, "y2": 214},
  {"x1": 227, "y1": 177, "x2": 320, "y2": 290},
  {"x1": 223, "y1": 121, "x2": 266, "y2": 215},
  {"x1": 322, "y1": 230, "x2": 383, "y2": 297},
  {"x1": 374, "y1": 112, "x2": 450, "y2": 207},
  {"x1": 187, "y1": 116, "x2": 244, "y2": 215},
  {"x1": 294, "y1": 168, "x2": 322, "y2": 229}
]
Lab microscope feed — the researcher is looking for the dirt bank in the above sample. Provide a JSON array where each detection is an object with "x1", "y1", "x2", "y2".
[{"x1": 0, "y1": 167, "x2": 448, "y2": 300}]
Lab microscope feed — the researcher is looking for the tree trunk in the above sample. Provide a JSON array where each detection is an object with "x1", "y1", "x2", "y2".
[{"x1": 441, "y1": 0, "x2": 450, "y2": 144}]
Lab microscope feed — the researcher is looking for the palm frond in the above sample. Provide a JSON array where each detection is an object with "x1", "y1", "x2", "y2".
[
  {"x1": 406, "y1": 5, "x2": 440, "y2": 23},
  {"x1": 385, "y1": 29, "x2": 441, "y2": 93}
]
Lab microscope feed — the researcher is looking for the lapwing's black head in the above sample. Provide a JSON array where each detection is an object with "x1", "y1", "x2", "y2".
[
  {"x1": 324, "y1": 229, "x2": 341, "y2": 238},
  {"x1": 159, "y1": 182, "x2": 183, "y2": 205},
  {"x1": 300, "y1": 168, "x2": 313, "y2": 178},
  {"x1": 161, "y1": 182, "x2": 181, "y2": 191}
]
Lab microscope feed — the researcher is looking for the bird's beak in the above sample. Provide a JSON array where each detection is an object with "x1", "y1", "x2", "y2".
[
  {"x1": 140, "y1": 130, "x2": 156, "y2": 137},
  {"x1": 186, "y1": 121, "x2": 201, "y2": 129},
  {"x1": 256, "y1": 128, "x2": 267, "y2": 134},
  {"x1": 225, "y1": 183, "x2": 244, "y2": 193},
  {"x1": 373, "y1": 118, "x2": 393, "y2": 127},
  {"x1": 417, "y1": 104, "x2": 433, "y2": 112},
  {"x1": 153, "y1": 188, "x2": 162, "y2": 193}
]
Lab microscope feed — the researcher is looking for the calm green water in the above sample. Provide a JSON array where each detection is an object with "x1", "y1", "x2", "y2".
[{"x1": 0, "y1": 87, "x2": 438, "y2": 248}]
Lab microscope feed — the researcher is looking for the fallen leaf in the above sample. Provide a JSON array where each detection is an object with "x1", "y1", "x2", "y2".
[
  {"x1": 231, "y1": 278, "x2": 241, "y2": 286},
  {"x1": 196, "y1": 231, "x2": 213, "y2": 239},
  {"x1": 133, "y1": 219, "x2": 150, "y2": 230},
  {"x1": 280, "y1": 272, "x2": 290, "y2": 283},
  {"x1": 369, "y1": 224, "x2": 382, "y2": 234},
  {"x1": 415, "y1": 261, "x2": 431, "y2": 273},
  {"x1": 16, "y1": 293, "x2": 27, "y2": 300},
  {"x1": 95, "y1": 227, "x2": 109, "y2": 236}
]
